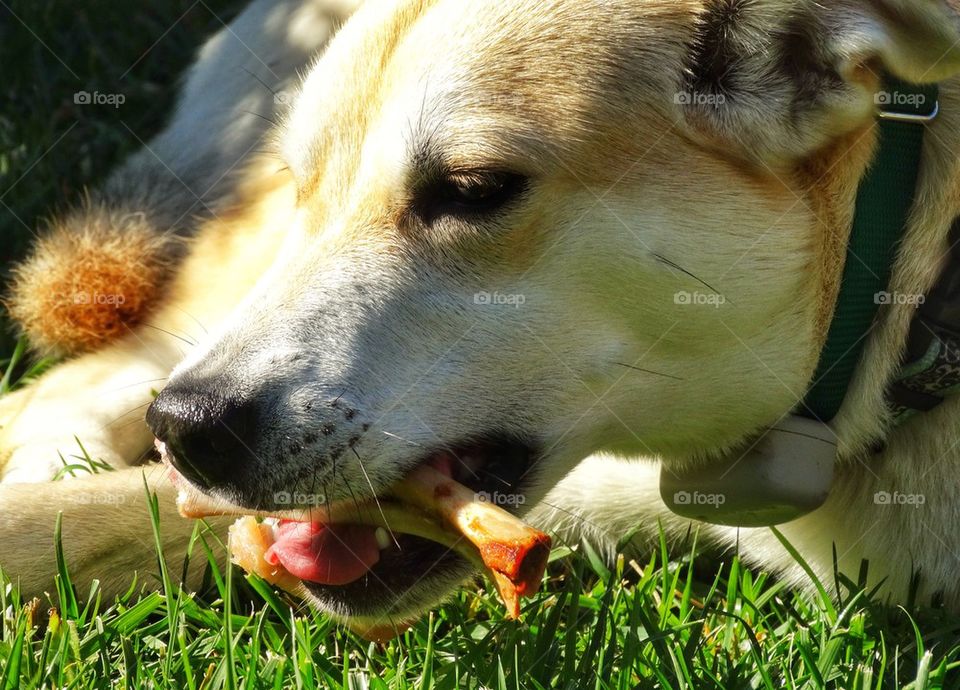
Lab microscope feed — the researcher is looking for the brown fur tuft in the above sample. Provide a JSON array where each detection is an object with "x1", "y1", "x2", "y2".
[{"x1": 5, "y1": 206, "x2": 182, "y2": 356}]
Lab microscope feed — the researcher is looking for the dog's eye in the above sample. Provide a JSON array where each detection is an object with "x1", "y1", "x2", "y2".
[{"x1": 415, "y1": 171, "x2": 527, "y2": 223}]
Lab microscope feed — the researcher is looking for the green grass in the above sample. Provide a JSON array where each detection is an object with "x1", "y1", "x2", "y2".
[
  {"x1": 1, "y1": 411, "x2": 959, "y2": 690},
  {"x1": 3, "y1": 2, "x2": 960, "y2": 688}
]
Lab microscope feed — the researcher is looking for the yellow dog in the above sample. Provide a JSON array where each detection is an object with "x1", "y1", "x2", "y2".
[{"x1": 3, "y1": 0, "x2": 960, "y2": 632}]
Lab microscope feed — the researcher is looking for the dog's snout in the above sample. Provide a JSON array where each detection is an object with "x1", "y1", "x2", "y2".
[{"x1": 146, "y1": 386, "x2": 258, "y2": 490}]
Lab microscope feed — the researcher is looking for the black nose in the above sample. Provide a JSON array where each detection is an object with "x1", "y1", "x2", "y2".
[{"x1": 146, "y1": 386, "x2": 258, "y2": 490}]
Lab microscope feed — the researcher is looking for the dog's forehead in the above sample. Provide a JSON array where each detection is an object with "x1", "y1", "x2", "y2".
[{"x1": 282, "y1": 0, "x2": 694, "y2": 198}]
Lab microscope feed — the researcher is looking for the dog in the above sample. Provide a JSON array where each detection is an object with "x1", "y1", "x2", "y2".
[{"x1": 3, "y1": 0, "x2": 960, "y2": 631}]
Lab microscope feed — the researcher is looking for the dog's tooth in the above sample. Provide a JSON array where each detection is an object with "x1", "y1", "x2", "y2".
[{"x1": 375, "y1": 527, "x2": 392, "y2": 550}]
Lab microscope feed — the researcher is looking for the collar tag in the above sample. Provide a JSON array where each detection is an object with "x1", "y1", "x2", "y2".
[
  {"x1": 877, "y1": 88, "x2": 940, "y2": 123},
  {"x1": 660, "y1": 416, "x2": 836, "y2": 527}
]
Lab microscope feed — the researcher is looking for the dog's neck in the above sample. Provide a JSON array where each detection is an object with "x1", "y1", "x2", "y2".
[
  {"x1": 664, "y1": 89, "x2": 958, "y2": 526},
  {"x1": 802, "y1": 81, "x2": 938, "y2": 424},
  {"x1": 818, "y1": 76, "x2": 960, "y2": 460}
]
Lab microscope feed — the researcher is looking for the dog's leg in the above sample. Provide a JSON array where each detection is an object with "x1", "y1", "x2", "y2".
[
  {"x1": 0, "y1": 467, "x2": 233, "y2": 598},
  {"x1": 535, "y1": 434, "x2": 960, "y2": 609},
  {"x1": 528, "y1": 454, "x2": 738, "y2": 559},
  {"x1": 0, "y1": 183, "x2": 293, "y2": 594}
]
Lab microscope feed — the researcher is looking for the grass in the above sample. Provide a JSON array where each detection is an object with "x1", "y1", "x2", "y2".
[
  {"x1": 2, "y1": 2, "x2": 960, "y2": 688},
  {"x1": 1, "y1": 403, "x2": 959, "y2": 690}
]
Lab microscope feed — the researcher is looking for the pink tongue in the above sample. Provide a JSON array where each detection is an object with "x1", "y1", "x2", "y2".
[{"x1": 264, "y1": 520, "x2": 381, "y2": 585}]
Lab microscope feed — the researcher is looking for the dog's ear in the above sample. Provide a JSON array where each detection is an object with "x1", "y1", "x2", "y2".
[{"x1": 679, "y1": 0, "x2": 960, "y2": 163}]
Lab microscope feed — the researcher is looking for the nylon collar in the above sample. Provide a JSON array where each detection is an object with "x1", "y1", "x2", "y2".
[{"x1": 801, "y1": 78, "x2": 940, "y2": 424}]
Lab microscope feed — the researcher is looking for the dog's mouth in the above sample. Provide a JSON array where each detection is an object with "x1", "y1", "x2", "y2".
[{"x1": 161, "y1": 437, "x2": 548, "y2": 639}]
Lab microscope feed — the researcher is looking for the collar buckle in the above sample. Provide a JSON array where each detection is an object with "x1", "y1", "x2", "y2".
[
  {"x1": 878, "y1": 100, "x2": 940, "y2": 124},
  {"x1": 876, "y1": 82, "x2": 940, "y2": 124}
]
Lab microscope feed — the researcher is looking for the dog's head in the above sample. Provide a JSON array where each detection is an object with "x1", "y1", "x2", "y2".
[{"x1": 146, "y1": 0, "x2": 960, "y2": 624}]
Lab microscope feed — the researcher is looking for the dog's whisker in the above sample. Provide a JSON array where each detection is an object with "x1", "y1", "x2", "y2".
[
  {"x1": 241, "y1": 66, "x2": 279, "y2": 98},
  {"x1": 537, "y1": 500, "x2": 607, "y2": 534},
  {"x1": 339, "y1": 467, "x2": 364, "y2": 518},
  {"x1": 480, "y1": 471, "x2": 512, "y2": 489},
  {"x1": 249, "y1": 147, "x2": 285, "y2": 159},
  {"x1": 769, "y1": 426, "x2": 840, "y2": 444},
  {"x1": 170, "y1": 306, "x2": 210, "y2": 336},
  {"x1": 352, "y1": 448, "x2": 401, "y2": 550},
  {"x1": 330, "y1": 442, "x2": 340, "y2": 499},
  {"x1": 610, "y1": 362, "x2": 685, "y2": 381},
  {"x1": 103, "y1": 401, "x2": 153, "y2": 429},
  {"x1": 139, "y1": 322, "x2": 199, "y2": 347},
  {"x1": 108, "y1": 376, "x2": 169, "y2": 393},
  {"x1": 446, "y1": 446, "x2": 481, "y2": 481},
  {"x1": 652, "y1": 253, "x2": 730, "y2": 303},
  {"x1": 241, "y1": 109, "x2": 281, "y2": 127},
  {"x1": 302, "y1": 450, "x2": 318, "y2": 514},
  {"x1": 110, "y1": 414, "x2": 148, "y2": 433},
  {"x1": 289, "y1": 596, "x2": 314, "y2": 618},
  {"x1": 380, "y1": 430, "x2": 425, "y2": 448},
  {"x1": 132, "y1": 443, "x2": 159, "y2": 466}
]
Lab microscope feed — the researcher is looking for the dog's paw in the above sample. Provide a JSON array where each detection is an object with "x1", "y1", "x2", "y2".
[
  {"x1": 0, "y1": 388, "x2": 129, "y2": 484},
  {"x1": 1, "y1": 439, "x2": 127, "y2": 484},
  {"x1": 1, "y1": 437, "x2": 125, "y2": 484}
]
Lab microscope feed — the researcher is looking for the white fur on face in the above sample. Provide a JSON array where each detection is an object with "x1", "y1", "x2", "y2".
[{"x1": 168, "y1": 0, "x2": 827, "y2": 512}]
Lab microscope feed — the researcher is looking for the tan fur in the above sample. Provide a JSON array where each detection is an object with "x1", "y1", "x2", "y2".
[
  {"x1": 4, "y1": 0, "x2": 960, "y2": 620},
  {"x1": 6, "y1": 206, "x2": 180, "y2": 356},
  {"x1": 798, "y1": 124, "x2": 879, "y2": 345},
  {"x1": 0, "y1": 468, "x2": 232, "y2": 597}
]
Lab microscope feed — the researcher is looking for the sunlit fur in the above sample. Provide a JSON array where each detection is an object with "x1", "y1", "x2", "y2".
[{"x1": 3, "y1": 0, "x2": 960, "y2": 617}]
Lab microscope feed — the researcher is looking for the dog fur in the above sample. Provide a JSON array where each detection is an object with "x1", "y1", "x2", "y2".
[{"x1": 4, "y1": 0, "x2": 960, "y2": 625}]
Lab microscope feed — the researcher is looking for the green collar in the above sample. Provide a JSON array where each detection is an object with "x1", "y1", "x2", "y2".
[{"x1": 801, "y1": 79, "x2": 940, "y2": 423}]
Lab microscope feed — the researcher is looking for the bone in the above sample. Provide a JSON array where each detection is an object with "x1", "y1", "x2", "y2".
[{"x1": 389, "y1": 464, "x2": 552, "y2": 610}]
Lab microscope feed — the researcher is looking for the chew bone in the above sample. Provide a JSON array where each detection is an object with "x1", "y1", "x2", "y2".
[
  {"x1": 229, "y1": 516, "x2": 304, "y2": 594},
  {"x1": 390, "y1": 464, "x2": 552, "y2": 614}
]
